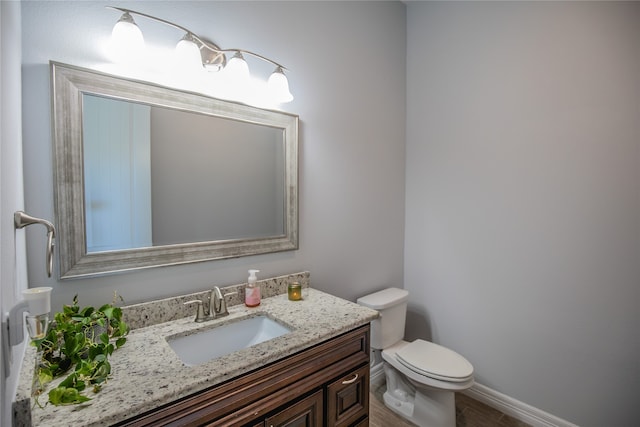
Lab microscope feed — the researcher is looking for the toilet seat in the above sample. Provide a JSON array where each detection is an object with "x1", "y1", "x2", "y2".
[
  {"x1": 395, "y1": 339, "x2": 473, "y2": 383},
  {"x1": 382, "y1": 340, "x2": 474, "y2": 391}
]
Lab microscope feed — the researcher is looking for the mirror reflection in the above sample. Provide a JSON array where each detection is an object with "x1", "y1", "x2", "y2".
[{"x1": 82, "y1": 94, "x2": 285, "y2": 253}]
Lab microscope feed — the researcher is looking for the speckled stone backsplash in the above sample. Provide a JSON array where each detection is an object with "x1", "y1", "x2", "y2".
[{"x1": 121, "y1": 271, "x2": 310, "y2": 330}]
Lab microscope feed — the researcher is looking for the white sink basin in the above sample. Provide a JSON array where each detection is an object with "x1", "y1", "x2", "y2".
[{"x1": 166, "y1": 315, "x2": 292, "y2": 366}]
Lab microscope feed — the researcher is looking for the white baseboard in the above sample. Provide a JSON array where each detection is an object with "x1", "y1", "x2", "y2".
[{"x1": 464, "y1": 383, "x2": 579, "y2": 427}]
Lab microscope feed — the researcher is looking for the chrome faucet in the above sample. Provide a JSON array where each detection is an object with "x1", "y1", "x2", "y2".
[
  {"x1": 208, "y1": 287, "x2": 229, "y2": 318},
  {"x1": 184, "y1": 286, "x2": 237, "y2": 322}
]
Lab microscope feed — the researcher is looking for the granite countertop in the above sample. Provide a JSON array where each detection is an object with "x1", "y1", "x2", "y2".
[{"x1": 14, "y1": 273, "x2": 378, "y2": 427}]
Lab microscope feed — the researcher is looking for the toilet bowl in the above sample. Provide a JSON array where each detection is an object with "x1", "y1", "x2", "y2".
[{"x1": 357, "y1": 288, "x2": 474, "y2": 427}]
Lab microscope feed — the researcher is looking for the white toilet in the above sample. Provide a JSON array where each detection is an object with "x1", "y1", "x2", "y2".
[{"x1": 357, "y1": 288, "x2": 474, "y2": 427}]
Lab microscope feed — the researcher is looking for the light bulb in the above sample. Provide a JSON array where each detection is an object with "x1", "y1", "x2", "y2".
[
  {"x1": 175, "y1": 33, "x2": 203, "y2": 71},
  {"x1": 225, "y1": 52, "x2": 250, "y2": 83},
  {"x1": 268, "y1": 67, "x2": 293, "y2": 103},
  {"x1": 111, "y1": 12, "x2": 144, "y2": 59}
]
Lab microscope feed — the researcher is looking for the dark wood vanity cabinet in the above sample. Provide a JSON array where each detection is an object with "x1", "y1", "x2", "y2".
[
  {"x1": 116, "y1": 324, "x2": 370, "y2": 427},
  {"x1": 263, "y1": 390, "x2": 324, "y2": 427},
  {"x1": 326, "y1": 364, "x2": 369, "y2": 427}
]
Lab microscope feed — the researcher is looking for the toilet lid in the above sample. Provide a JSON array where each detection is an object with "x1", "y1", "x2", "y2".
[{"x1": 395, "y1": 339, "x2": 473, "y2": 383}]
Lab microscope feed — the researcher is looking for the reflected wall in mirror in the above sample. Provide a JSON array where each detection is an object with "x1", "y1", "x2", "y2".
[
  {"x1": 52, "y1": 62, "x2": 298, "y2": 279},
  {"x1": 82, "y1": 95, "x2": 285, "y2": 252}
]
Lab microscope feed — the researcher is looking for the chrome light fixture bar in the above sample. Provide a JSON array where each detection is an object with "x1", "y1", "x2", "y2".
[{"x1": 107, "y1": 6, "x2": 293, "y2": 103}]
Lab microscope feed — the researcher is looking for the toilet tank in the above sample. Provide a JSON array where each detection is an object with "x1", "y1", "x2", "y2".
[{"x1": 357, "y1": 288, "x2": 409, "y2": 350}]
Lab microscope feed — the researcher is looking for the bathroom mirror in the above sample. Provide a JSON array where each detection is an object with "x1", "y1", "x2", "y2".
[{"x1": 51, "y1": 62, "x2": 298, "y2": 279}]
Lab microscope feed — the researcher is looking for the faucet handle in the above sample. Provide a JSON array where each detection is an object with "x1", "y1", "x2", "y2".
[
  {"x1": 184, "y1": 300, "x2": 206, "y2": 322},
  {"x1": 221, "y1": 291, "x2": 238, "y2": 316},
  {"x1": 211, "y1": 287, "x2": 236, "y2": 317}
]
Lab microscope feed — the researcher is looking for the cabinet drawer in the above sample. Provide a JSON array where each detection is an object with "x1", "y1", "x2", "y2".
[
  {"x1": 352, "y1": 418, "x2": 369, "y2": 427},
  {"x1": 326, "y1": 364, "x2": 370, "y2": 427},
  {"x1": 265, "y1": 390, "x2": 323, "y2": 427}
]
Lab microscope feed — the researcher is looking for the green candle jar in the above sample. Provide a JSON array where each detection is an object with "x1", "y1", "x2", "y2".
[{"x1": 288, "y1": 282, "x2": 302, "y2": 301}]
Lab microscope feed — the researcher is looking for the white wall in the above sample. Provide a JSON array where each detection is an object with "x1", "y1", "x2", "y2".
[
  {"x1": 20, "y1": 1, "x2": 406, "y2": 314},
  {"x1": 405, "y1": 2, "x2": 640, "y2": 426},
  {"x1": 13, "y1": 0, "x2": 640, "y2": 425},
  {"x1": 1, "y1": 1, "x2": 28, "y2": 423}
]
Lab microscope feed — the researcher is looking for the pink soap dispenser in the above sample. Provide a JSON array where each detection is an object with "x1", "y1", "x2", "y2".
[{"x1": 245, "y1": 269, "x2": 261, "y2": 307}]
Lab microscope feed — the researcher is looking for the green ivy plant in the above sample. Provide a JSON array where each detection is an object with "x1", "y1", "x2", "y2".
[{"x1": 33, "y1": 294, "x2": 129, "y2": 406}]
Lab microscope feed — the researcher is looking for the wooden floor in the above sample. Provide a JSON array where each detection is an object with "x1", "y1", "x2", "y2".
[
  {"x1": 369, "y1": 391, "x2": 416, "y2": 427},
  {"x1": 369, "y1": 391, "x2": 531, "y2": 427}
]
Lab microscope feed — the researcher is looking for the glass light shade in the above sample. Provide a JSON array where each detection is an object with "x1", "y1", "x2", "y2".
[
  {"x1": 225, "y1": 52, "x2": 250, "y2": 83},
  {"x1": 111, "y1": 12, "x2": 144, "y2": 54},
  {"x1": 268, "y1": 68, "x2": 293, "y2": 103},
  {"x1": 175, "y1": 34, "x2": 203, "y2": 70}
]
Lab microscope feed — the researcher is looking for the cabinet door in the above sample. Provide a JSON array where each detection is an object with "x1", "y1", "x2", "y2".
[
  {"x1": 264, "y1": 390, "x2": 323, "y2": 427},
  {"x1": 326, "y1": 364, "x2": 370, "y2": 427}
]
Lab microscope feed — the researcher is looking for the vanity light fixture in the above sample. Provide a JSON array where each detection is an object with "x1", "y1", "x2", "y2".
[{"x1": 108, "y1": 6, "x2": 293, "y2": 103}]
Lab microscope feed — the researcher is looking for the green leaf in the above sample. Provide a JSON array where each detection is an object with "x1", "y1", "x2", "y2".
[
  {"x1": 80, "y1": 306, "x2": 94, "y2": 317},
  {"x1": 62, "y1": 304, "x2": 77, "y2": 316},
  {"x1": 88, "y1": 345, "x2": 103, "y2": 361},
  {"x1": 48, "y1": 386, "x2": 92, "y2": 406},
  {"x1": 47, "y1": 387, "x2": 65, "y2": 405},
  {"x1": 59, "y1": 372, "x2": 78, "y2": 388},
  {"x1": 38, "y1": 367, "x2": 53, "y2": 386},
  {"x1": 54, "y1": 312, "x2": 65, "y2": 325},
  {"x1": 99, "y1": 332, "x2": 109, "y2": 345},
  {"x1": 101, "y1": 306, "x2": 114, "y2": 319},
  {"x1": 115, "y1": 337, "x2": 127, "y2": 348},
  {"x1": 63, "y1": 334, "x2": 77, "y2": 356},
  {"x1": 58, "y1": 358, "x2": 72, "y2": 374},
  {"x1": 118, "y1": 322, "x2": 129, "y2": 337},
  {"x1": 74, "y1": 360, "x2": 93, "y2": 377},
  {"x1": 63, "y1": 332, "x2": 86, "y2": 360}
]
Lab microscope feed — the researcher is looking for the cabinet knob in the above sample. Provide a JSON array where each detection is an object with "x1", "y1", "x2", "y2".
[{"x1": 342, "y1": 373, "x2": 359, "y2": 385}]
